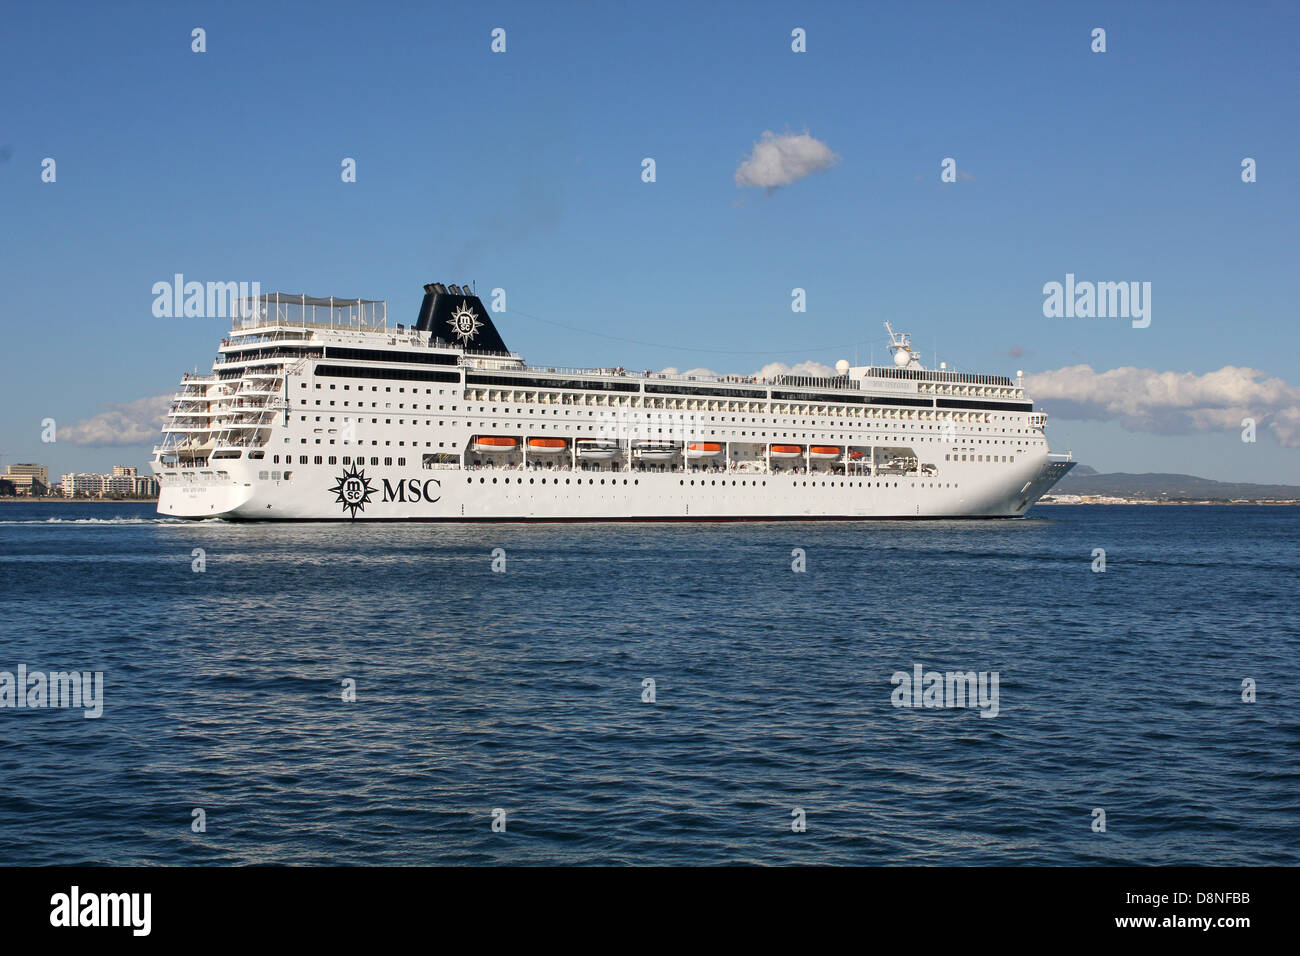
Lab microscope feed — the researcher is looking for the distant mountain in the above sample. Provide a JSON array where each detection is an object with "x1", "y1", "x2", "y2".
[{"x1": 1053, "y1": 467, "x2": 1300, "y2": 500}]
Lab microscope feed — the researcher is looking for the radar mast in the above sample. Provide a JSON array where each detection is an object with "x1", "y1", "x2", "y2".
[{"x1": 884, "y1": 321, "x2": 924, "y2": 370}]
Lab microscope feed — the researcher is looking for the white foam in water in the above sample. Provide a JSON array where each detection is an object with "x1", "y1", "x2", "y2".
[{"x1": 0, "y1": 517, "x2": 185, "y2": 525}]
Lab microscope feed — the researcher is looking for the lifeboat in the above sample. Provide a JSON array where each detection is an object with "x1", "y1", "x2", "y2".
[
  {"x1": 471, "y1": 436, "x2": 518, "y2": 454},
  {"x1": 632, "y1": 441, "x2": 678, "y2": 461},
  {"x1": 849, "y1": 451, "x2": 865, "y2": 460},
  {"x1": 575, "y1": 439, "x2": 619, "y2": 460},
  {"x1": 769, "y1": 444, "x2": 803, "y2": 459},
  {"x1": 527, "y1": 437, "x2": 568, "y2": 454},
  {"x1": 809, "y1": 445, "x2": 841, "y2": 460},
  {"x1": 685, "y1": 442, "x2": 723, "y2": 458}
]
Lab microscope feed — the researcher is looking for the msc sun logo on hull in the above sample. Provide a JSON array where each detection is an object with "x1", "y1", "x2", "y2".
[
  {"x1": 330, "y1": 465, "x2": 375, "y2": 518},
  {"x1": 329, "y1": 468, "x2": 442, "y2": 518}
]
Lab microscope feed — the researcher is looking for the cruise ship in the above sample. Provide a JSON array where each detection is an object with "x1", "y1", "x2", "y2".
[{"x1": 152, "y1": 283, "x2": 1075, "y2": 520}]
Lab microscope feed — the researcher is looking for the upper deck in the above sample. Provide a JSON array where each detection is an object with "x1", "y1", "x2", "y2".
[{"x1": 217, "y1": 286, "x2": 1031, "y2": 406}]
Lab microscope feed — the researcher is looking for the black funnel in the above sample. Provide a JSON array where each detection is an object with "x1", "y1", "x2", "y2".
[{"x1": 415, "y1": 282, "x2": 510, "y2": 354}]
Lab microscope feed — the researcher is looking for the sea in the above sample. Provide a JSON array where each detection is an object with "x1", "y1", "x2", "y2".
[{"x1": 0, "y1": 502, "x2": 1296, "y2": 865}]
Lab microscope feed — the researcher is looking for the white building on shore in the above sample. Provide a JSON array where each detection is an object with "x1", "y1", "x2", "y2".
[{"x1": 61, "y1": 466, "x2": 159, "y2": 498}]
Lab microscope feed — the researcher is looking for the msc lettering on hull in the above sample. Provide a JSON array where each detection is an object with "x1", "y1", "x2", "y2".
[{"x1": 381, "y1": 477, "x2": 441, "y2": 504}]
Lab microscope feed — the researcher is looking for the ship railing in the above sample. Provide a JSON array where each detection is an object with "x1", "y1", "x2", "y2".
[{"x1": 230, "y1": 294, "x2": 387, "y2": 332}]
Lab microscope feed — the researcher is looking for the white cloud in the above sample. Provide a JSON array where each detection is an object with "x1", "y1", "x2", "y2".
[
  {"x1": 59, "y1": 395, "x2": 171, "y2": 446},
  {"x1": 1025, "y1": 365, "x2": 1300, "y2": 446},
  {"x1": 658, "y1": 360, "x2": 837, "y2": 382},
  {"x1": 753, "y1": 360, "x2": 836, "y2": 380},
  {"x1": 657, "y1": 366, "x2": 722, "y2": 379},
  {"x1": 735, "y1": 130, "x2": 839, "y2": 191}
]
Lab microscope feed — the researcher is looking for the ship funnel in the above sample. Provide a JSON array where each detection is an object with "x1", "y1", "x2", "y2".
[{"x1": 414, "y1": 280, "x2": 511, "y2": 354}]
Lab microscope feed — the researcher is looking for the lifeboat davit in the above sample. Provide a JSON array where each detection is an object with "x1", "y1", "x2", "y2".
[
  {"x1": 685, "y1": 442, "x2": 723, "y2": 458},
  {"x1": 527, "y1": 438, "x2": 568, "y2": 454},
  {"x1": 769, "y1": 444, "x2": 803, "y2": 459},
  {"x1": 575, "y1": 439, "x2": 619, "y2": 460},
  {"x1": 472, "y1": 436, "x2": 518, "y2": 454},
  {"x1": 633, "y1": 441, "x2": 678, "y2": 461},
  {"x1": 809, "y1": 445, "x2": 841, "y2": 460}
]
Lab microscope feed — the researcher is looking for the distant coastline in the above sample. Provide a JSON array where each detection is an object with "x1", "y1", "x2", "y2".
[
  {"x1": 1038, "y1": 497, "x2": 1298, "y2": 506},
  {"x1": 0, "y1": 498, "x2": 158, "y2": 504}
]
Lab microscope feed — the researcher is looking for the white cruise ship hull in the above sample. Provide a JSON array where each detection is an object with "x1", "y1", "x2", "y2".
[{"x1": 157, "y1": 454, "x2": 1074, "y2": 521}]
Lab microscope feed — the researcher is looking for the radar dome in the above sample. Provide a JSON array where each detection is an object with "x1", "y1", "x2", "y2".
[
  {"x1": 835, "y1": 359, "x2": 850, "y2": 375},
  {"x1": 893, "y1": 348, "x2": 912, "y2": 368}
]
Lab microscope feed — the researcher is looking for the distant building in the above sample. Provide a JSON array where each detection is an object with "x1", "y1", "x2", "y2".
[
  {"x1": 62, "y1": 473, "x2": 104, "y2": 498},
  {"x1": 60, "y1": 468, "x2": 158, "y2": 498},
  {"x1": 4, "y1": 463, "x2": 50, "y2": 496}
]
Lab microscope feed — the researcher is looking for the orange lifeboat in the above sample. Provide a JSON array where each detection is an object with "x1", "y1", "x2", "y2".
[
  {"x1": 809, "y1": 445, "x2": 841, "y2": 459},
  {"x1": 769, "y1": 444, "x2": 803, "y2": 458},
  {"x1": 471, "y1": 436, "x2": 518, "y2": 453},
  {"x1": 527, "y1": 438, "x2": 567, "y2": 454},
  {"x1": 686, "y1": 442, "x2": 723, "y2": 458},
  {"x1": 849, "y1": 451, "x2": 864, "y2": 460}
]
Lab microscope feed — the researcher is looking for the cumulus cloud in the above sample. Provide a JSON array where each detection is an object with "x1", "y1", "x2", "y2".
[
  {"x1": 657, "y1": 366, "x2": 723, "y2": 379},
  {"x1": 658, "y1": 360, "x2": 837, "y2": 381},
  {"x1": 734, "y1": 130, "x2": 839, "y2": 192},
  {"x1": 59, "y1": 395, "x2": 171, "y2": 446},
  {"x1": 754, "y1": 360, "x2": 836, "y2": 380},
  {"x1": 1025, "y1": 365, "x2": 1300, "y2": 446}
]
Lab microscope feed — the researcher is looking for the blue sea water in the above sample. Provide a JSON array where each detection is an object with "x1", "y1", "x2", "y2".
[{"x1": 0, "y1": 502, "x2": 1296, "y2": 866}]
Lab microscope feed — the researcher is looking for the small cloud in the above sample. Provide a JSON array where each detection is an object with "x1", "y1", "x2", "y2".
[
  {"x1": 658, "y1": 366, "x2": 722, "y2": 379},
  {"x1": 735, "y1": 130, "x2": 839, "y2": 192},
  {"x1": 60, "y1": 395, "x2": 171, "y2": 446},
  {"x1": 658, "y1": 360, "x2": 836, "y2": 382},
  {"x1": 753, "y1": 360, "x2": 836, "y2": 380},
  {"x1": 1005, "y1": 345, "x2": 1031, "y2": 359}
]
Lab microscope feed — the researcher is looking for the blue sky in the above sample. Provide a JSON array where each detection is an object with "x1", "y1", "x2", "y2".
[{"x1": 2, "y1": 0, "x2": 1298, "y2": 482}]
